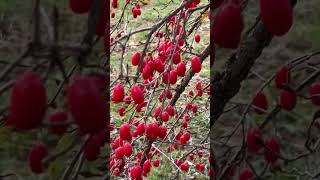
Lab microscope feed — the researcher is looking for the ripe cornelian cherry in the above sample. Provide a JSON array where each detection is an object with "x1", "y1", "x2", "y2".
[
  {"x1": 48, "y1": 111, "x2": 68, "y2": 136},
  {"x1": 309, "y1": 82, "x2": 320, "y2": 106},
  {"x1": 120, "y1": 123, "x2": 132, "y2": 142},
  {"x1": 96, "y1": 0, "x2": 108, "y2": 36},
  {"x1": 180, "y1": 162, "x2": 189, "y2": 172},
  {"x1": 169, "y1": 70, "x2": 178, "y2": 84},
  {"x1": 275, "y1": 66, "x2": 291, "y2": 89},
  {"x1": 143, "y1": 160, "x2": 152, "y2": 175},
  {"x1": 84, "y1": 135, "x2": 101, "y2": 161},
  {"x1": 279, "y1": 89, "x2": 297, "y2": 111},
  {"x1": 7, "y1": 71, "x2": 46, "y2": 130},
  {"x1": 154, "y1": 107, "x2": 162, "y2": 118},
  {"x1": 130, "y1": 165, "x2": 142, "y2": 179},
  {"x1": 191, "y1": 56, "x2": 202, "y2": 73},
  {"x1": 69, "y1": 0, "x2": 92, "y2": 14},
  {"x1": 166, "y1": 105, "x2": 175, "y2": 116},
  {"x1": 260, "y1": 0, "x2": 293, "y2": 36},
  {"x1": 112, "y1": 0, "x2": 118, "y2": 8},
  {"x1": 132, "y1": 52, "x2": 141, "y2": 66},
  {"x1": 28, "y1": 143, "x2": 48, "y2": 174},
  {"x1": 176, "y1": 61, "x2": 186, "y2": 77},
  {"x1": 252, "y1": 92, "x2": 268, "y2": 114},
  {"x1": 115, "y1": 146, "x2": 124, "y2": 159},
  {"x1": 123, "y1": 142, "x2": 133, "y2": 157},
  {"x1": 130, "y1": 85, "x2": 144, "y2": 104},
  {"x1": 239, "y1": 168, "x2": 255, "y2": 180},
  {"x1": 158, "y1": 125, "x2": 167, "y2": 139},
  {"x1": 153, "y1": 159, "x2": 160, "y2": 167},
  {"x1": 112, "y1": 84, "x2": 125, "y2": 103},
  {"x1": 195, "y1": 34, "x2": 201, "y2": 43},
  {"x1": 67, "y1": 76, "x2": 107, "y2": 135},
  {"x1": 264, "y1": 137, "x2": 280, "y2": 163},
  {"x1": 146, "y1": 122, "x2": 159, "y2": 140},
  {"x1": 212, "y1": 1, "x2": 244, "y2": 49},
  {"x1": 161, "y1": 111, "x2": 169, "y2": 122},
  {"x1": 113, "y1": 168, "x2": 120, "y2": 176},
  {"x1": 246, "y1": 128, "x2": 264, "y2": 153},
  {"x1": 119, "y1": 106, "x2": 126, "y2": 116}
]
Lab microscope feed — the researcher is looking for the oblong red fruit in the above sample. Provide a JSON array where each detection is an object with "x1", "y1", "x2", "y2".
[
  {"x1": 132, "y1": 52, "x2": 141, "y2": 66},
  {"x1": 69, "y1": 0, "x2": 93, "y2": 14},
  {"x1": 260, "y1": 0, "x2": 293, "y2": 36},
  {"x1": 264, "y1": 137, "x2": 280, "y2": 163},
  {"x1": 28, "y1": 143, "x2": 48, "y2": 174},
  {"x1": 309, "y1": 82, "x2": 320, "y2": 106},
  {"x1": 252, "y1": 92, "x2": 268, "y2": 114},
  {"x1": 246, "y1": 128, "x2": 263, "y2": 153},
  {"x1": 279, "y1": 89, "x2": 297, "y2": 111},
  {"x1": 112, "y1": 83, "x2": 125, "y2": 103},
  {"x1": 130, "y1": 85, "x2": 144, "y2": 104},
  {"x1": 84, "y1": 135, "x2": 101, "y2": 161},
  {"x1": 191, "y1": 56, "x2": 202, "y2": 73},
  {"x1": 7, "y1": 71, "x2": 46, "y2": 130},
  {"x1": 212, "y1": 2, "x2": 244, "y2": 49},
  {"x1": 275, "y1": 66, "x2": 291, "y2": 89},
  {"x1": 67, "y1": 76, "x2": 107, "y2": 135}
]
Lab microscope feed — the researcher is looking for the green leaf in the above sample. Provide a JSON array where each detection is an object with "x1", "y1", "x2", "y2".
[
  {"x1": 48, "y1": 158, "x2": 64, "y2": 180},
  {"x1": 0, "y1": 127, "x2": 11, "y2": 144},
  {"x1": 56, "y1": 132, "x2": 76, "y2": 153}
]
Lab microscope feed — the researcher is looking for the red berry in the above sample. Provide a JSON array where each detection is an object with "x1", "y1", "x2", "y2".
[
  {"x1": 180, "y1": 162, "x2": 189, "y2": 172},
  {"x1": 162, "y1": 72, "x2": 169, "y2": 84},
  {"x1": 113, "y1": 168, "x2": 120, "y2": 176},
  {"x1": 130, "y1": 85, "x2": 144, "y2": 104},
  {"x1": 115, "y1": 146, "x2": 124, "y2": 159},
  {"x1": 123, "y1": 142, "x2": 133, "y2": 157},
  {"x1": 183, "y1": 114, "x2": 190, "y2": 121},
  {"x1": 119, "y1": 106, "x2": 126, "y2": 116},
  {"x1": 135, "y1": 123, "x2": 145, "y2": 135},
  {"x1": 112, "y1": 0, "x2": 118, "y2": 8},
  {"x1": 154, "y1": 107, "x2": 162, "y2": 118},
  {"x1": 279, "y1": 89, "x2": 297, "y2": 111},
  {"x1": 119, "y1": 123, "x2": 132, "y2": 142},
  {"x1": 143, "y1": 160, "x2": 152, "y2": 174},
  {"x1": 239, "y1": 168, "x2": 255, "y2": 180},
  {"x1": 112, "y1": 84, "x2": 125, "y2": 103},
  {"x1": 169, "y1": 70, "x2": 178, "y2": 84},
  {"x1": 260, "y1": 0, "x2": 293, "y2": 36},
  {"x1": 146, "y1": 122, "x2": 159, "y2": 140},
  {"x1": 153, "y1": 159, "x2": 160, "y2": 167},
  {"x1": 95, "y1": 1, "x2": 108, "y2": 36},
  {"x1": 158, "y1": 126, "x2": 167, "y2": 139},
  {"x1": 212, "y1": 2, "x2": 244, "y2": 49},
  {"x1": 176, "y1": 61, "x2": 186, "y2": 77},
  {"x1": 166, "y1": 105, "x2": 175, "y2": 116},
  {"x1": 176, "y1": 159, "x2": 183, "y2": 166},
  {"x1": 69, "y1": 0, "x2": 92, "y2": 14},
  {"x1": 309, "y1": 82, "x2": 320, "y2": 106},
  {"x1": 264, "y1": 137, "x2": 280, "y2": 163},
  {"x1": 252, "y1": 92, "x2": 268, "y2": 114},
  {"x1": 7, "y1": 72, "x2": 46, "y2": 130},
  {"x1": 48, "y1": 111, "x2": 68, "y2": 136},
  {"x1": 195, "y1": 34, "x2": 201, "y2": 43},
  {"x1": 132, "y1": 52, "x2": 141, "y2": 66},
  {"x1": 84, "y1": 135, "x2": 101, "y2": 161},
  {"x1": 111, "y1": 12, "x2": 115, "y2": 18},
  {"x1": 191, "y1": 56, "x2": 202, "y2": 73},
  {"x1": 28, "y1": 143, "x2": 48, "y2": 174},
  {"x1": 66, "y1": 76, "x2": 106, "y2": 134},
  {"x1": 161, "y1": 111, "x2": 169, "y2": 122},
  {"x1": 124, "y1": 96, "x2": 132, "y2": 104},
  {"x1": 246, "y1": 128, "x2": 264, "y2": 153},
  {"x1": 275, "y1": 66, "x2": 291, "y2": 89},
  {"x1": 130, "y1": 165, "x2": 142, "y2": 179}
]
